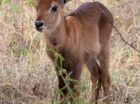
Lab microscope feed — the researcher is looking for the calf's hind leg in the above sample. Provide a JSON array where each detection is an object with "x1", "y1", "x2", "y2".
[
  {"x1": 99, "y1": 21, "x2": 113, "y2": 104},
  {"x1": 99, "y1": 47, "x2": 111, "y2": 104},
  {"x1": 85, "y1": 56, "x2": 101, "y2": 104}
]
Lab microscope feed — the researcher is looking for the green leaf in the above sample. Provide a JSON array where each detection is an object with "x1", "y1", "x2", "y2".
[
  {"x1": 25, "y1": 0, "x2": 34, "y2": 7},
  {"x1": 1, "y1": 0, "x2": 11, "y2": 4},
  {"x1": 20, "y1": 48, "x2": 29, "y2": 57}
]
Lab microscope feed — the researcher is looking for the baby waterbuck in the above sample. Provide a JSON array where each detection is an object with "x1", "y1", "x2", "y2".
[{"x1": 35, "y1": 0, "x2": 113, "y2": 103}]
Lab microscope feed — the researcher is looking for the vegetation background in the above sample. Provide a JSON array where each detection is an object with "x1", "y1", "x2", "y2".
[{"x1": 0, "y1": 0, "x2": 140, "y2": 104}]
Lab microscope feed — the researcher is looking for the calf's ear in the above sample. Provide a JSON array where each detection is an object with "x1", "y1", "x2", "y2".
[{"x1": 60, "y1": 0, "x2": 71, "y2": 4}]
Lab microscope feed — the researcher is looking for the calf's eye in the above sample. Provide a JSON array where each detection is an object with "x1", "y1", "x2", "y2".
[{"x1": 51, "y1": 5, "x2": 58, "y2": 13}]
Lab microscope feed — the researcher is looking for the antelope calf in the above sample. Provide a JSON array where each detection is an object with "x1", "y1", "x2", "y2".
[{"x1": 35, "y1": 0, "x2": 113, "y2": 103}]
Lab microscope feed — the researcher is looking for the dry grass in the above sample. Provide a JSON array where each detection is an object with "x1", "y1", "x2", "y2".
[{"x1": 0, "y1": 0, "x2": 140, "y2": 104}]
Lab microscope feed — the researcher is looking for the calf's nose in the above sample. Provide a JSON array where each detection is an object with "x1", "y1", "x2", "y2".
[{"x1": 35, "y1": 21, "x2": 44, "y2": 30}]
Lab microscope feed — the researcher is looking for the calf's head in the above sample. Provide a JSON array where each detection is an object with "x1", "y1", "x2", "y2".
[{"x1": 35, "y1": 0, "x2": 71, "y2": 33}]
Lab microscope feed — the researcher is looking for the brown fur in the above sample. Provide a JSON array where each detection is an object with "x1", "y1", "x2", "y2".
[{"x1": 35, "y1": 0, "x2": 114, "y2": 104}]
